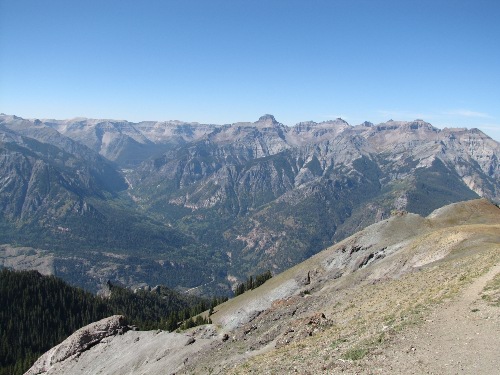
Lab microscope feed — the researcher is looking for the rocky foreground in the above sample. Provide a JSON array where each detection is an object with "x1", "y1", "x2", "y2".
[{"x1": 26, "y1": 199, "x2": 500, "y2": 374}]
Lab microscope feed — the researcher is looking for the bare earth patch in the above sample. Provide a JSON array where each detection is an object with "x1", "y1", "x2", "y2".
[
  {"x1": 225, "y1": 247, "x2": 500, "y2": 375},
  {"x1": 363, "y1": 262, "x2": 500, "y2": 374}
]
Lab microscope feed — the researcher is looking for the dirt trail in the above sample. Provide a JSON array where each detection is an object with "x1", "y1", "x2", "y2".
[{"x1": 368, "y1": 263, "x2": 500, "y2": 374}]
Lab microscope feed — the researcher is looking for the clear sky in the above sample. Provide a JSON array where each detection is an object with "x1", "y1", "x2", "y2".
[{"x1": 1, "y1": 0, "x2": 499, "y2": 140}]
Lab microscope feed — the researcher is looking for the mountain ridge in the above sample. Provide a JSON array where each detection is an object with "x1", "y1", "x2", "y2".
[{"x1": 1, "y1": 113, "x2": 499, "y2": 295}]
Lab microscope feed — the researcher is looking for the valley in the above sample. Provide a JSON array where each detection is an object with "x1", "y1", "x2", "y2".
[
  {"x1": 24, "y1": 199, "x2": 500, "y2": 374},
  {"x1": 1, "y1": 113, "x2": 499, "y2": 295}
]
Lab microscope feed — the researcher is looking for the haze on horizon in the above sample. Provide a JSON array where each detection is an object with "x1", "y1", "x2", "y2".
[{"x1": 1, "y1": 0, "x2": 499, "y2": 141}]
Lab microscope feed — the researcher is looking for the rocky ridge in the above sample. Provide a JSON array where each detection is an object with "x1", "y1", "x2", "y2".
[{"x1": 1, "y1": 113, "x2": 499, "y2": 294}]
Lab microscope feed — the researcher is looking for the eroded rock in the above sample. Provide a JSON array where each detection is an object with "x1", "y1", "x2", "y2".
[
  {"x1": 26, "y1": 315, "x2": 129, "y2": 375},
  {"x1": 275, "y1": 312, "x2": 332, "y2": 349}
]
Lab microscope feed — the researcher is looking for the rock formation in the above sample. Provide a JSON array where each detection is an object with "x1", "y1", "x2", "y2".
[{"x1": 26, "y1": 316, "x2": 129, "y2": 375}]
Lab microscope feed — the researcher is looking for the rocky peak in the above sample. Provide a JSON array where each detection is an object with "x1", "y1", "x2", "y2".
[
  {"x1": 407, "y1": 119, "x2": 436, "y2": 131},
  {"x1": 256, "y1": 114, "x2": 278, "y2": 125},
  {"x1": 373, "y1": 119, "x2": 437, "y2": 133},
  {"x1": 334, "y1": 117, "x2": 349, "y2": 125},
  {"x1": 296, "y1": 121, "x2": 317, "y2": 127}
]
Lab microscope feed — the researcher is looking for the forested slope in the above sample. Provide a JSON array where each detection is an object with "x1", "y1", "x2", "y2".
[{"x1": 0, "y1": 269, "x2": 220, "y2": 375}]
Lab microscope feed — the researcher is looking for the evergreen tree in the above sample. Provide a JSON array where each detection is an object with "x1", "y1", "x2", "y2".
[
  {"x1": 233, "y1": 270, "x2": 272, "y2": 297},
  {"x1": 0, "y1": 269, "x2": 224, "y2": 375}
]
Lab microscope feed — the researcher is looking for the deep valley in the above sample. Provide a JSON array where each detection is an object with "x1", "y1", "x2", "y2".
[{"x1": 1, "y1": 113, "x2": 499, "y2": 295}]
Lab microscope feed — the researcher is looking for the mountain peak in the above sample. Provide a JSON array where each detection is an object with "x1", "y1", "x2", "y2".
[{"x1": 257, "y1": 114, "x2": 277, "y2": 123}]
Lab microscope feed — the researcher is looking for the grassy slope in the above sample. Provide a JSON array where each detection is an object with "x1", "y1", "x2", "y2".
[{"x1": 194, "y1": 199, "x2": 500, "y2": 374}]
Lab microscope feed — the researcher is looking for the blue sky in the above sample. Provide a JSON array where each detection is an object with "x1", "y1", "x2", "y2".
[{"x1": 1, "y1": 0, "x2": 499, "y2": 140}]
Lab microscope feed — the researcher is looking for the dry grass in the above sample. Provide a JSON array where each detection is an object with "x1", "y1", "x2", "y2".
[
  {"x1": 191, "y1": 200, "x2": 500, "y2": 374},
  {"x1": 482, "y1": 271, "x2": 500, "y2": 306},
  {"x1": 227, "y1": 244, "x2": 500, "y2": 374}
]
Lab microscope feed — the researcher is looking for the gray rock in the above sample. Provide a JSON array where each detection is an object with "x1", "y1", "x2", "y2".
[{"x1": 25, "y1": 315, "x2": 128, "y2": 375}]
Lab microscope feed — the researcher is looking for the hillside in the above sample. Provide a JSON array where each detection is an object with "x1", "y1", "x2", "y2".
[
  {"x1": 0, "y1": 116, "x2": 221, "y2": 292},
  {"x1": 26, "y1": 199, "x2": 500, "y2": 374},
  {"x1": 1, "y1": 113, "x2": 499, "y2": 295},
  {"x1": 0, "y1": 269, "x2": 209, "y2": 375}
]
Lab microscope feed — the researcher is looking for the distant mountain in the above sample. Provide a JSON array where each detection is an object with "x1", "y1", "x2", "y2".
[
  {"x1": 0, "y1": 113, "x2": 499, "y2": 294},
  {"x1": 42, "y1": 116, "x2": 217, "y2": 166},
  {"x1": 124, "y1": 115, "x2": 499, "y2": 278},
  {"x1": 0, "y1": 116, "x2": 218, "y2": 293},
  {"x1": 0, "y1": 115, "x2": 126, "y2": 222}
]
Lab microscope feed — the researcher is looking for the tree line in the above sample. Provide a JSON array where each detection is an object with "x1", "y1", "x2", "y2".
[
  {"x1": 0, "y1": 269, "x2": 226, "y2": 375},
  {"x1": 234, "y1": 270, "x2": 273, "y2": 297}
]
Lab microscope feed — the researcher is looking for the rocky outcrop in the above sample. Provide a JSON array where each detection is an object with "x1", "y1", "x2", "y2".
[
  {"x1": 25, "y1": 323, "x2": 222, "y2": 375},
  {"x1": 26, "y1": 315, "x2": 129, "y2": 375},
  {"x1": 275, "y1": 312, "x2": 332, "y2": 348}
]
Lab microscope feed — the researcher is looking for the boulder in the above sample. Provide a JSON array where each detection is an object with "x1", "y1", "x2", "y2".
[{"x1": 26, "y1": 315, "x2": 128, "y2": 375}]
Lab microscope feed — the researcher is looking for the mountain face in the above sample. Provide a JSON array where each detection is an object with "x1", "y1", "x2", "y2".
[
  {"x1": 123, "y1": 115, "x2": 498, "y2": 281},
  {"x1": 0, "y1": 116, "x2": 126, "y2": 222},
  {"x1": 0, "y1": 113, "x2": 499, "y2": 294},
  {"x1": 25, "y1": 199, "x2": 500, "y2": 374},
  {"x1": 0, "y1": 116, "x2": 214, "y2": 292},
  {"x1": 42, "y1": 117, "x2": 217, "y2": 167}
]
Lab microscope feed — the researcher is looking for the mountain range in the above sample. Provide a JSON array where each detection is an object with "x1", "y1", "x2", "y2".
[{"x1": 1, "y1": 113, "x2": 499, "y2": 294}]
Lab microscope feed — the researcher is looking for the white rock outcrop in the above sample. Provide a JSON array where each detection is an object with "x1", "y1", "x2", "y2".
[{"x1": 26, "y1": 315, "x2": 128, "y2": 375}]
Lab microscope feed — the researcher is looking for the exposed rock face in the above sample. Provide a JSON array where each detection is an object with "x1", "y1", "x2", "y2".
[
  {"x1": 1, "y1": 113, "x2": 500, "y2": 295},
  {"x1": 26, "y1": 315, "x2": 129, "y2": 375},
  {"x1": 26, "y1": 322, "x2": 221, "y2": 375},
  {"x1": 125, "y1": 116, "x2": 498, "y2": 280},
  {"x1": 41, "y1": 117, "x2": 218, "y2": 166}
]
